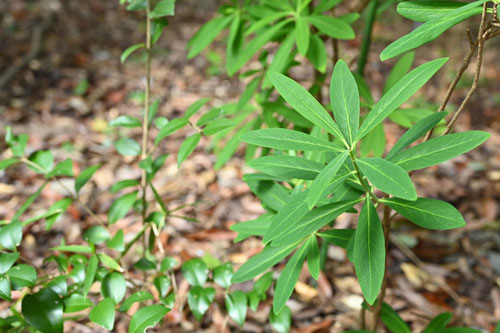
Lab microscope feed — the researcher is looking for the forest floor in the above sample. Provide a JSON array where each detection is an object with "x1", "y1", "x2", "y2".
[{"x1": 0, "y1": 0, "x2": 499, "y2": 332}]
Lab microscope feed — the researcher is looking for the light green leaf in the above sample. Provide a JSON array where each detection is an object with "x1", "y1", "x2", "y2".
[
  {"x1": 0, "y1": 158, "x2": 18, "y2": 170},
  {"x1": 83, "y1": 255, "x2": 98, "y2": 297},
  {"x1": 121, "y1": 44, "x2": 144, "y2": 63},
  {"x1": 398, "y1": 1, "x2": 472, "y2": 22},
  {"x1": 249, "y1": 155, "x2": 324, "y2": 180},
  {"x1": 119, "y1": 291, "x2": 154, "y2": 312},
  {"x1": 270, "y1": 306, "x2": 292, "y2": 333},
  {"x1": 391, "y1": 131, "x2": 490, "y2": 171},
  {"x1": 110, "y1": 179, "x2": 140, "y2": 193},
  {"x1": 28, "y1": 150, "x2": 53, "y2": 174},
  {"x1": 22, "y1": 288, "x2": 63, "y2": 333},
  {"x1": 295, "y1": 18, "x2": 310, "y2": 56},
  {"x1": 0, "y1": 276, "x2": 11, "y2": 301},
  {"x1": 109, "y1": 115, "x2": 142, "y2": 127},
  {"x1": 46, "y1": 198, "x2": 72, "y2": 230},
  {"x1": 357, "y1": 58, "x2": 448, "y2": 141},
  {"x1": 154, "y1": 275, "x2": 171, "y2": 298},
  {"x1": 50, "y1": 245, "x2": 92, "y2": 253},
  {"x1": 187, "y1": 286, "x2": 215, "y2": 320},
  {"x1": 46, "y1": 158, "x2": 73, "y2": 178},
  {"x1": 106, "y1": 230, "x2": 125, "y2": 251},
  {"x1": 306, "y1": 236, "x2": 320, "y2": 280},
  {"x1": 84, "y1": 226, "x2": 110, "y2": 245},
  {"x1": 304, "y1": 15, "x2": 355, "y2": 39},
  {"x1": 381, "y1": 0, "x2": 488, "y2": 60},
  {"x1": 225, "y1": 291, "x2": 247, "y2": 327},
  {"x1": 101, "y1": 272, "x2": 126, "y2": 304},
  {"x1": 213, "y1": 263, "x2": 234, "y2": 289},
  {"x1": 202, "y1": 118, "x2": 236, "y2": 135},
  {"x1": 114, "y1": 138, "x2": 141, "y2": 156},
  {"x1": 108, "y1": 191, "x2": 138, "y2": 224},
  {"x1": 0, "y1": 221, "x2": 22, "y2": 251},
  {"x1": 99, "y1": 253, "x2": 123, "y2": 272},
  {"x1": 89, "y1": 298, "x2": 115, "y2": 330},
  {"x1": 64, "y1": 294, "x2": 93, "y2": 313},
  {"x1": 187, "y1": 15, "x2": 232, "y2": 59},
  {"x1": 178, "y1": 133, "x2": 201, "y2": 167},
  {"x1": 185, "y1": 98, "x2": 210, "y2": 119},
  {"x1": 155, "y1": 118, "x2": 189, "y2": 145},
  {"x1": 75, "y1": 164, "x2": 101, "y2": 193},
  {"x1": 306, "y1": 33, "x2": 327, "y2": 73},
  {"x1": 383, "y1": 52, "x2": 415, "y2": 94},
  {"x1": 129, "y1": 305, "x2": 169, "y2": 333},
  {"x1": 150, "y1": 0, "x2": 175, "y2": 17},
  {"x1": 330, "y1": 60, "x2": 359, "y2": 145},
  {"x1": 354, "y1": 198, "x2": 385, "y2": 305},
  {"x1": 318, "y1": 228, "x2": 355, "y2": 249},
  {"x1": 0, "y1": 252, "x2": 19, "y2": 274},
  {"x1": 357, "y1": 157, "x2": 417, "y2": 200},
  {"x1": 381, "y1": 197, "x2": 465, "y2": 230},
  {"x1": 268, "y1": 71, "x2": 346, "y2": 145}
]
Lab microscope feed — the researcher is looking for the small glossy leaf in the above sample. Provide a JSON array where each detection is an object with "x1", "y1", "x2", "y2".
[
  {"x1": 182, "y1": 258, "x2": 209, "y2": 286},
  {"x1": 357, "y1": 157, "x2": 417, "y2": 200},
  {"x1": 22, "y1": 288, "x2": 63, "y2": 333},
  {"x1": 7, "y1": 264, "x2": 36, "y2": 289},
  {"x1": 270, "y1": 306, "x2": 292, "y2": 333},
  {"x1": 225, "y1": 291, "x2": 247, "y2": 327},
  {"x1": 423, "y1": 312, "x2": 453, "y2": 333},
  {"x1": 114, "y1": 138, "x2": 141, "y2": 156},
  {"x1": 119, "y1": 291, "x2": 154, "y2": 312},
  {"x1": 330, "y1": 60, "x2": 359, "y2": 145},
  {"x1": 106, "y1": 230, "x2": 125, "y2": 251},
  {"x1": 75, "y1": 164, "x2": 101, "y2": 193},
  {"x1": 318, "y1": 228, "x2": 355, "y2": 249},
  {"x1": 249, "y1": 155, "x2": 324, "y2": 180},
  {"x1": 47, "y1": 276, "x2": 67, "y2": 297},
  {"x1": 0, "y1": 252, "x2": 20, "y2": 274},
  {"x1": 109, "y1": 115, "x2": 142, "y2": 127},
  {"x1": 134, "y1": 257, "x2": 156, "y2": 271},
  {"x1": 89, "y1": 298, "x2": 115, "y2": 330},
  {"x1": 178, "y1": 133, "x2": 201, "y2": 167},
  {"x1": 0, "y1": 221, "x2": 22, "y2": 251},
  {"x1": 46, "y1": 158, "x2": 73, "y2": 178},
  {"x1": 84, "y1": 226, "x2": 110, "y2": 245},
  {"x1": 28, "y1": 150, "x2": 53, "y2": 174},
  {"x1": 83, "y1": 255, "x2": 98, "y2": 297},
  {"x1": 108, "y1": 191, "x2": 138, "y2": 224},
  {"x1": 129, "y1": 305, "x2": 169, "y2": 333},
  {"x1": 154, "y1": 275, "x2": 171, "y2": 298},
  {"x1": 64, "y1": 293, "x2": 93, "y2": 313},
  {"x1": 390, "y1": 131, "x2": 490, "y2": 171},
  {"x1": 381, "y1": 197, "x2": 466, "y2": 230},
  {"x1": 187, "y1": 286, "x2": 215, "y2": 320},
  {"x1": 304, "y1": 15, "x2": 355, "y2": 39},
  {"x1": 101, "y1": 272, "x2": 126, "y2": 304},
  {"x1": 354, "y1": 198, "x2": 385, "y2": 305},
  {"x1": 99, "y1": 254, "x2": 123, "y2": 272},
  {"x1": 213, "y1": 263, "x2": 233, "y2": 289},
  {"x1": 160, "y1": 257, "x2": 178, "y2": 272},
  {"x1": 306, "y1": 236, "x2": 320, "y2": 280},
  {"x1": 0, "y1": 276, "x2": 11, "y2": 301},
  {"x1": 120, "y1": 44, "x2": 144, "y2": 64}
]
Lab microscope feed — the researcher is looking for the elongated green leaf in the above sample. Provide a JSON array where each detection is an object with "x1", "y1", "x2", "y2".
[
  {"x1": 249, "y1": 155, "x2": 324, "y2": 180},
  {"x1": 230, "y1": 213, "x2": 272, "y2": 238},
  {"x1": 273, "y1": 242, "x2": 308, "y2": 313},
  {"x1": 22, "y1": 288, "x2": 63, "y2": 333},
  {"x1": 75, "y1": 164, "x2": 100, "y2": 193},
  {"x1": 263, "y1": 33, "x2": 296, "y2": 89},
  {"x1": 381, "y1": 0, "x2": 488, "y2": 60},
  {"x1": 307, "y1": 34, "x2": 327, "y2": 73},
  {"x1": 357, "y1": 158, "x2": 417, "y2": 200},
  {"x1": 185, "y1": 98, "x2": 210, "y2": 119},
  {"x1": 272, "y1": 198, "x2": 362, "y2": 246},
  {"x1": 357, "y1": 58, "x2": 448, "y2": 141},
  {"x1": 232, "y1": 241, "x2": 300, "y2": 283},
  {"x1": 108, "y1": 191, "x2": 138, "y2": 224},
  {"x1": 0, "y1": 221, "x2": 22, "y2": 251},
  {"x1": 295, "y1": 18, "x2": 310, "y2": 56},
  {"x1": 422, "y1": 312, "x2": 453, "y2": 333},
  {"x1": 0, "y1": 158, "x2": 18, "y2": 170},
  {"x1": 246, "y1": 11, "x2": 289, "y2": 35},
  {"x1": 314, "y1": 0, "x2": 343, "y2": 13},
  {"x1": 307, "y1": 152, "x2": 349, "y2": 209},
  {"x1": 63, "y1": 294, "x2": 93, "y2": 313},
  {"x1": 246, "y1": 180, "x2": 289, "y2": 212},
  {"x1": 398, "y1": 1, "x2": 477, "y2": 23},
  {"x1": 380, "y1": 303, "x2": 411, "y2": 333},
  {"x1": 129, "y1": 305, "x2": 169, "y2": 333},
  {"x1": 0, "y1": 276, "x2": 11, "y2": 301},
  {"x1": 89, "y1": 298, "x2": 115, "y2": 330},
  {"x1": 83, "y1": 255, "x2": 98, "y2": 297},
  {"x1": 381, "y1": 197, "x2": 465, "y2": 230},
  {"x1": 110, "y1": 179, "x2": 140, "y2": 193},
  {"x1": 318, "y1": 228, "x2": 355, "y2": 249},
  {"x1": 114, "y1": 138, "x2": 141, "y2": 156},
  {"x1": 330, "y1": 60, "x2": 359, "y2": 145},
  {"x1": 304, "y1": 15, "x2": 355, "y2": 39},
  {"x1": 121, "y1": 44, "x2": 144, "y2": 63},
  {"x1": 109, "y1": 115, "x2": 142, "y2": 127},
  {"x1": 202, "y1": 118, "x2": 236, "y2": 135},
  {"x1": 354, "y1": 198, "x2": 385, "y2": 305},
  {"x1": 50, "y1": 245, "x2": 92, "y2": 253},
  {"x1": 383, "y1": 52, "x2": 415, "y2": 94},
  {"x1": 225, "y1": 291, "x2": 247, "y2": 327},
  {"x1": 46, "y1": 158, "x2": 73, "y2": 178},
  {"x1": 386, "y1": 112, "x2": 447, "y2": 160},
  {"x1": 155, "y1": 118, "x2": 189, "y2": 145},
  {"x1": 178, "y1": 133, "x2": 201, "y2": 167},
  {"x1": 306, "y1": 236, "x2": 320, "y2": 280},
  {"x1": 268, "y1": 71, "x2": 346, "y2": 145},
  {"x1": 242, "y1": 128, "x2": 343, "y2": 152},
  {"x1": 391, "y1": 131, "x2": 490, "y2": 171},
  {"x1": 119, "y1": 291, "x2": 154, "y2": 312},
  {"x1": 187, "y1": 15, "x2": 232, "y2": 59}
]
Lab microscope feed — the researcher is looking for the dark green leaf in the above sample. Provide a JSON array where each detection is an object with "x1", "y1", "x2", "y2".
[
  {"x1": 160, "y1": 257, "x2": 178, "y2": 272},
  {"x1": 154, "y1": 275, "x2": 171, "y2": 298},
  {"x1": 182, "y1": 258, "x2": 209, "y2": 286},
  {"x1": 47, "y1": 276, "x2": 67, "y2": 297},
  {"x1": 270, "y1": 306, "x2": 292, "y2": 333},
  {"x1": 380, "y1": 303, "x2": 411, "y2": 333},
  {"x1": 187, "y1": 286, "x2": 215, "y2": 320},
  {"x1": 134, "y1": 257, "x2": 156, "y2": 271},
  {"x1": 75, "y1": 164, "x2": 101, "y2": 193},
  {"x1": 101, "y1": 272, "x2": 126, "y2": 304},
  {"x1": 306, "y1": 236, "x2": 320, "y2": 280},
  {"x1": 84, "y1": 255, "x2": 99, "y2": 297},
  {"x1": 22, "y1": 288, "x2": 63, "y2": 333},
  {"x1": 304, "y1": 15, "x2": 355, "y2": 39},
  {"x1": 89, "y1": 298, "x2": 115, "y2": 330},
  {"x1": 63, "y1": 293, "x2": 93, "y2": 313},
  {"x1": 0, "y1": 252, "x2": 19, "y2": 274},
  {"x1": 0, "y1": 276, "x2": 11, "y2": 301},
  {"x1": 213, "y1": 263, "x2": 234, "y2": 289},
  {"x1": 225, "y1": 291, "x2": 247, "y2": 327},
  {"x1": 129, "y1": 305, "x2": 169, "y2": 333},
  {"x1": 108, "y1": 191, "x2": 138, "y2": 224},
  {"x1": 318, "y1": 228, "x2": 355, "y2": 249},
  {"x1": 249, "y1": 155, "x2": 324, "y2": 180},
  {"x1": 422, "y1": 312, "x2": 453, "y2": 333},
  {"x1": 46, "y1": 198, "x2": 72, "y2": 230}
]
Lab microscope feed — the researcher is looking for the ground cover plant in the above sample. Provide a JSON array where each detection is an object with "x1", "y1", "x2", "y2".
[{"x1": 0, "y1": 0, "x2": 499, "y2": 332}]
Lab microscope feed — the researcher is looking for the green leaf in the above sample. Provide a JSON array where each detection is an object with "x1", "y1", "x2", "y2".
[
  {"x1": 182, "y1": 258, "x2": 209, "y2": 286},
  {"x1": 273, "y1": 242, "x2": 307, "y2": 313},
  {"x1": 295, "y1": 18, "x2": 310, "y2": 56},
  {"x1": 231, "y1": 213, "x2": 272, "y2": 241},
  {"x1": 306, "y1": 34, "x2": 327, "y2": 73},
  {"x1": 307, "y1": 151, "x2": 348, "y2": 209},
  {"x1": 109, "y1": 115, "x2": 142, "y2": 127},
  {"x1": 178, "y1": 133, "x2": 201, "y2": 167},
  {"x1": 46, "y1": 158, "x2": 73, "y2": 178},
  {"x1": 187, "y1": 286, "x2": 215, "y2": 320},
  {"x1": 84, "y1": 226, "x2": 110, "y2": 245},
  {"x1": 232, "y1": 242, "x2": 300, "y2": 283},
  {"x1": 390, "y1": 131, "x2": 490, "y2": 171},
  {"x1": 0, "y1": 276, "x2": 11, "y2": 301},
  {"x1": 47, "y1": 276, "x2": 67, "y2": 297},
  {"x1": 270, "y1": 306, "x2": 292, "y2": 333},
  {"x1": 89, "y1": 298, "x2": 115, "y2": 330},
  {"x1": 360, "y1": 123, "x2": 386, "y2": 158},
  {"x1": 22, "y1": 288, "x2": 63, "y2": 333},
  {"x1": 422, "y1": 312, "x2": 453, "y2": 333},
  {"x1": 134, "y1": 257, "x2": 156, "y2": 271},
  {"x1": 272, "y1": 198, "x2": 362, "y2": 246},
  {"x1": 383, "y1": 52, "x2": 415, "y2": 94},
  {"x1": 108, "y1": 191, "x2": 138, "y2": 224},
  {"x1": 101, "y1": 272, "x2": 126, "y2": 304},
  {"x1": 51, "y1": 244, "x2": 92, "y2": 253},
  {"x1": 249, "y1": 155, "x2": 324, "y2": 180},
  {"x1": 268, "y1": 71, "x2": 346, "y2": 145},
  {"x1": 386, "y1": 112, "x2": 447, "y2": 160},
  {"x1": 119, "y1": 291, "x2": 154, "y2": 312},
  {"x1": 0, "y1": 221, "x2": 22, "y2": 251},
  {"x1": 185, "y1": 98, "x2": 210, "y2": 119},
  {"x1": 28, "y1": 150, "x2": 53, "y2": 174},
  {"x1": 106, "y1": 230, "x2": 125, "y2": 251},
  {"x1": 213, "y1": 263, "x2": 233, "y2": 289},
  {"x1": 114, "y1": 138, "x2": 141, "y2": 156},
  {"x1": 155, "y1": 118, "x2": 189, "y2": 145},
  {"x1": 5, "y1": 127, "x2": 28, "y2": 157},
  {"x1": 75, "y1": 164, "x2": 101, "y2": 193},
  {"x1": 330, "y1": 60, "x2": 359, "y2": 145},
  {"x1": 63, "y1": 294, "x2": 93, "y2": 313},
  {"x1": 380, "y1": 0, "x2": 488, "y2": 60},
  {"x1": 380, "y1": 303, "x2": 411, "y2": 333},
  {"x1": 160, "y1": 257, "x2": 178, "y2": 272},
  {"x1": 354, "y1": 198, "x2": 385, "y2": 305},
  {"x1": 318, "y1": 228, "x2": 355, "y2": 249},
  {"x1": 154, "y1": 275, "x2": 171, "y2": 298},
  {"x1": 440, "y1": 329, "x2": 483, "y2": 333},
  {"x1": 187, "y1": 15, "x2": 232, "y2": 59},
  {"x1": 202, "y1": 118, "x2": 236, "y2": 135},
  {"x1": 241, "y1": 128, "x2": 343, "y2": 152},
  {"x1": 129, "y1": 305, "x2": 169, "y2": 333},
  {"x1": 83, "y1": 255, "x2": 99, "y2": 297},
  {"x1": 397, "y1": 1, "x2": 471, "y2": 22},
  {"x1": 110, "y1": 179, "x2": 140, "y2": 193},
  {"x1": 306, "y1": 236, "x2": 320, "y2": 280},
  {"x1": 225, "y1": 291, "x2": 247, "y2": 327},
  {"x1": 150, "y1": 0, "x2": 175, "y2": 17},
  {"x1": 46, "y1": 198, "x2": 72, "y2": 230},
  {"x1": 357, "y1": 158, "x2": 416, "y2": 200},
  {"x1": 0, "y1": 252, "x2": 19, "y2": 274},
  {"x1": 381, "y1": 197, "x2": 466, "y2": 230},
  {"x1": 0, "y1": 158, "x2": 18, "y2": 170},
  {"x1": 304, "y1": 15, "x2": 355, "y2": 39},
  {"x1": 357, "y1": 58, "x2": 448, "y2": 141},
  {"x1": 120, "y1": 44, "x2": 144, "y2": 63}
]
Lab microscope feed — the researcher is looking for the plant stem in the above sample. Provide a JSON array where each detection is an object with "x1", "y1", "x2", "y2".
[{"x1": 357, "y1": 0, "x2": 378, "y2": 77}]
